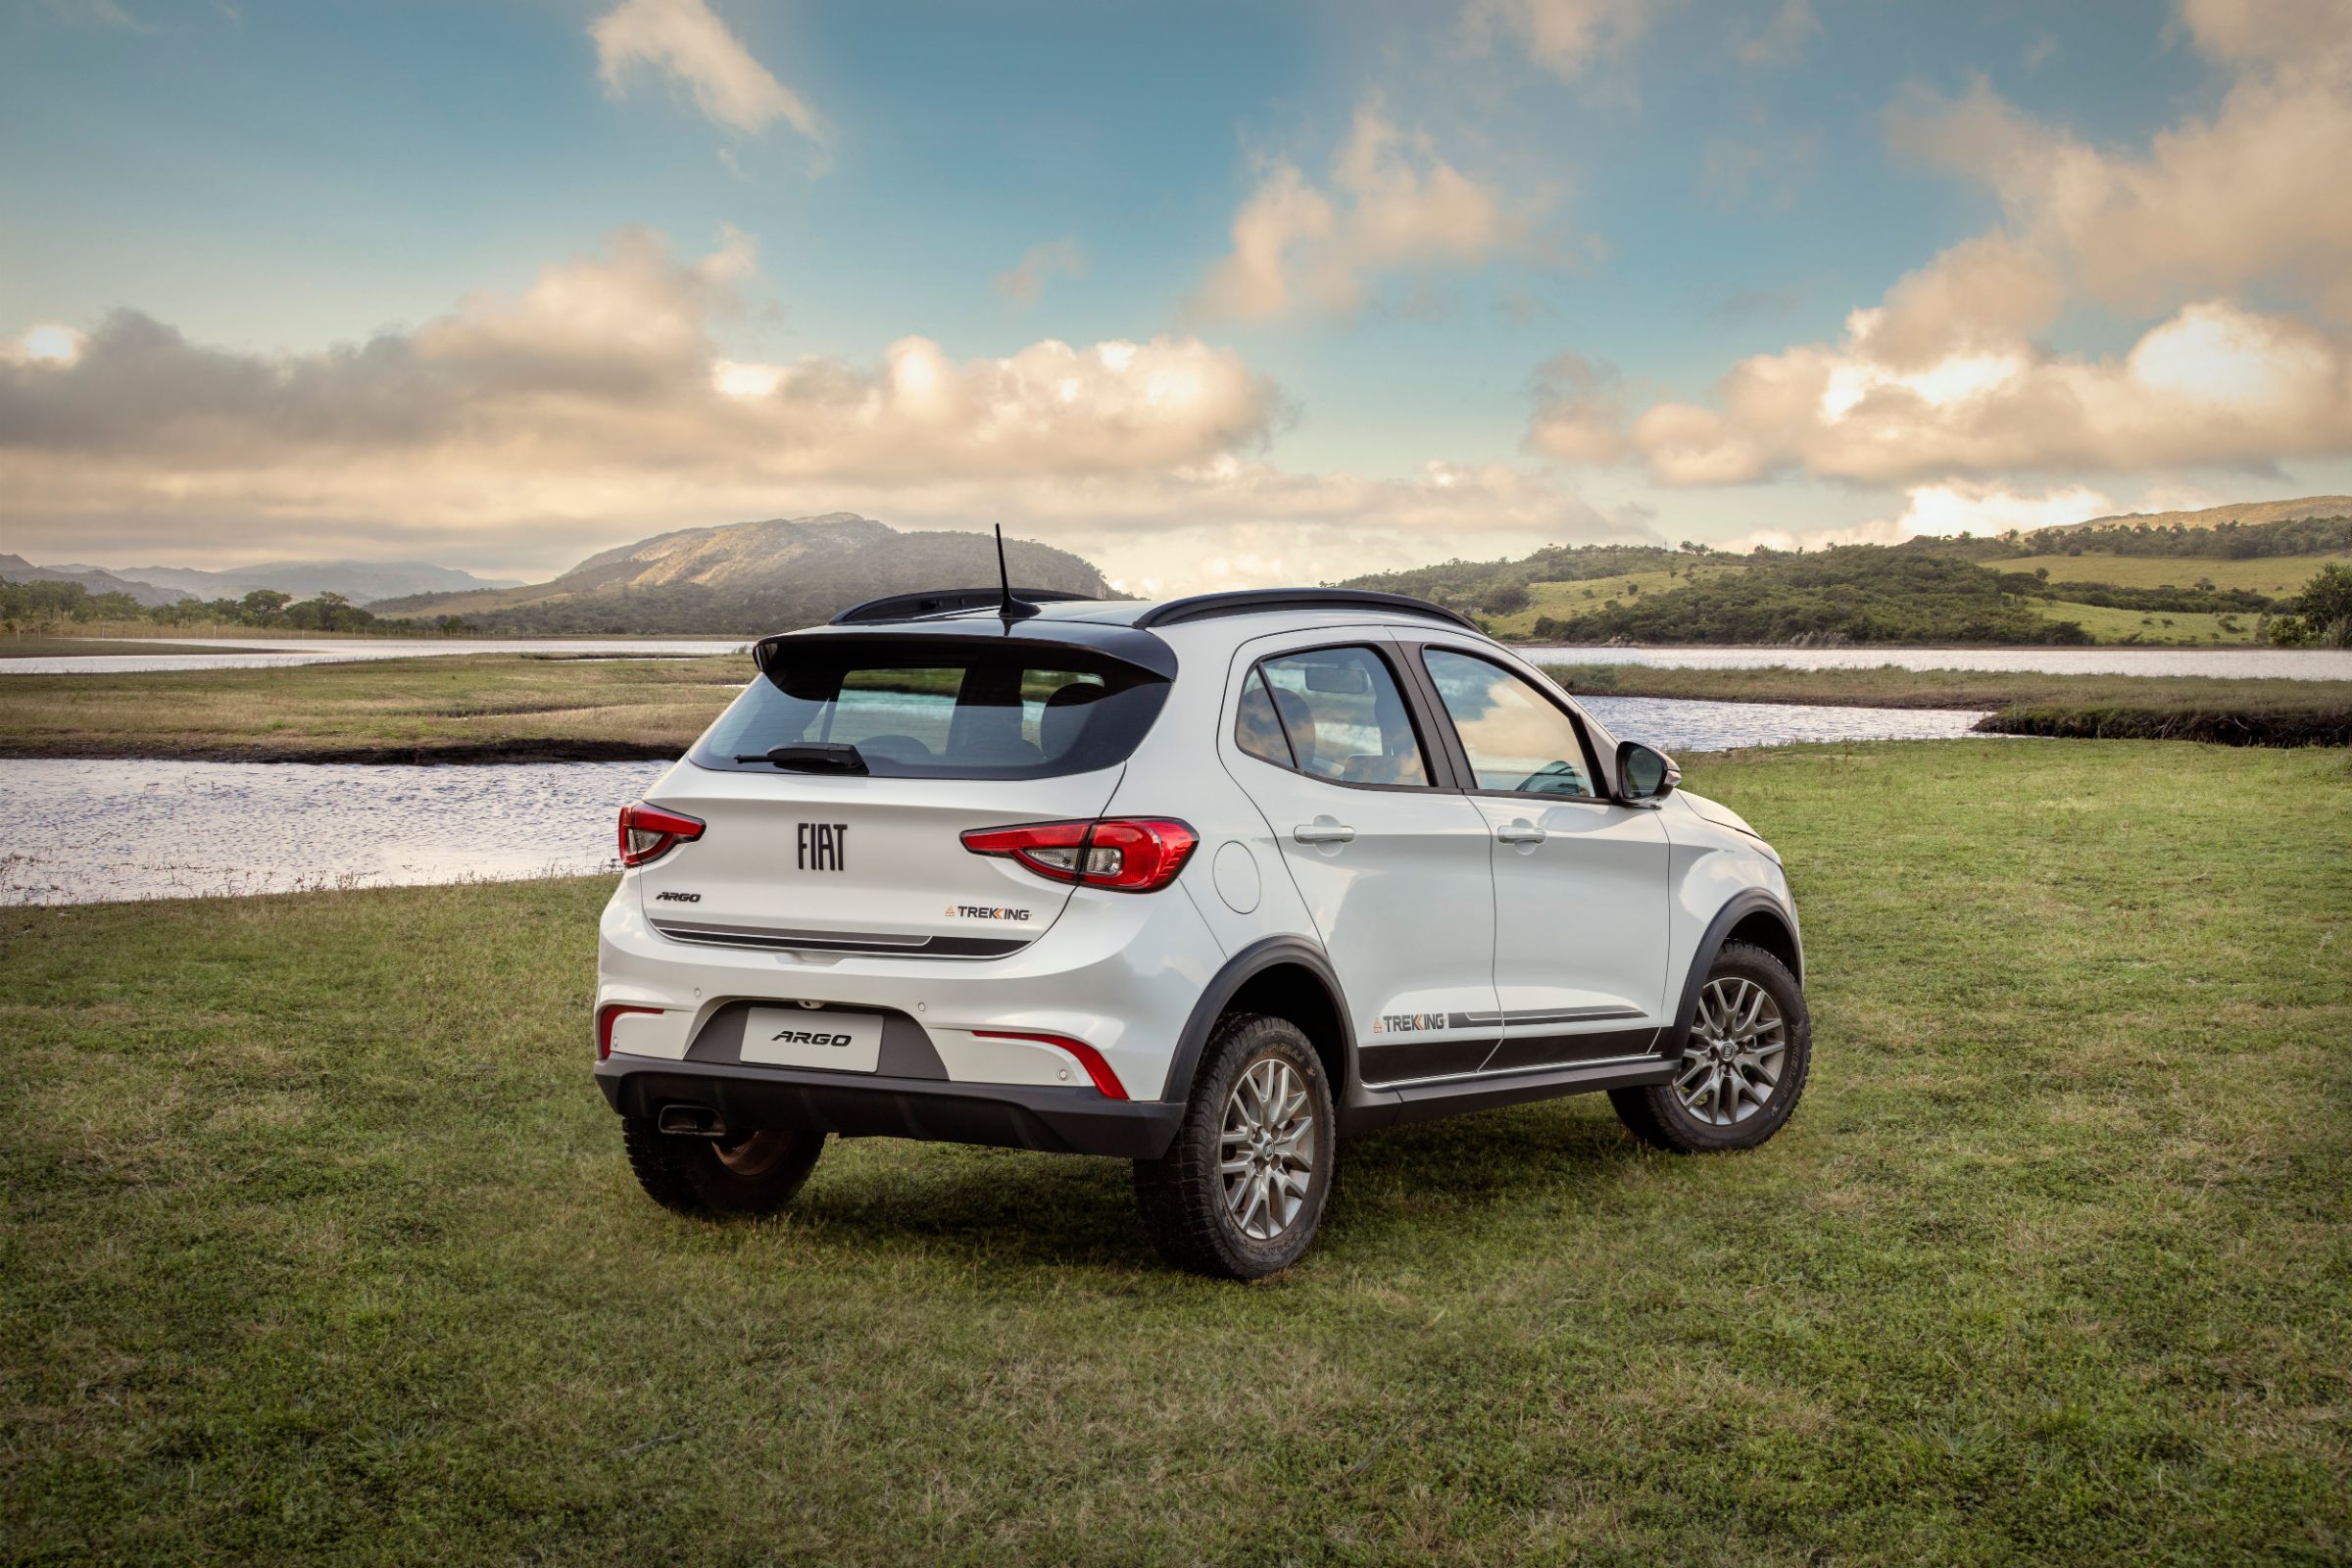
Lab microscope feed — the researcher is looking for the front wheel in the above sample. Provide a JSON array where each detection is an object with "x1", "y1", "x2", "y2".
[
  {"x1": 1610, "y1": 940, "x2": 1811, "y2": 1153},
  {"x1": 1133, "y1": 1013, "x2": 1334, "y2": 1280},
  {"x1": 622, "y1": 1117, "x2": 826, "y2": 1216}
]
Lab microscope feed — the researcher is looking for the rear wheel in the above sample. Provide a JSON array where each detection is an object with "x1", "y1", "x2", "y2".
[
  {"x1": 1133, "y1": 1013, "x2": 1334, "y2": 1280},
  {"x1": 1610, "y1": 940, "x2": 1810, "y2": 1153},
  {"x1": 621, "y1": 1117, "x2": 826, "y2": 1216}
]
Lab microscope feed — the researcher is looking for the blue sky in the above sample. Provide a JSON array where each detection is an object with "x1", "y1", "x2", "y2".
[{"x1": 5, "y1": 0, "x2": 2351, "y2": 588}]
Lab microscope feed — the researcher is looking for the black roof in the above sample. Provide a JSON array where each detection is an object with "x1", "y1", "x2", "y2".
[
  {"x1": 830, "y1": 587, "x2": 1096, "y2": 624},
  {"x1": 827, "y1": 584, "x2": 1475, "y2": 632},
  {"x1": 1129, "y1": 588, "x2": 1477, "y2": 631}
]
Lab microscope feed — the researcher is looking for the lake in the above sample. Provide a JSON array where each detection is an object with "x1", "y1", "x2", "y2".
[
  {"x1": 7, "y1": 637, "x2": 2351, "y2": 680},
  {"x1": 2, "y1": 695, "x2": 1984, "y2": 905}
]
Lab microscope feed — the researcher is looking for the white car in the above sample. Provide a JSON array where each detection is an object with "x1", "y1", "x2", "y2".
[{"x1": 594, "y1": 586, "x2": 1809, "y2": 1278}]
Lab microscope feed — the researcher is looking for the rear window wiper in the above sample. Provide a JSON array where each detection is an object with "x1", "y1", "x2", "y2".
[{"x1": 736, "y1": 742, "x2": 870, "y2": 774}]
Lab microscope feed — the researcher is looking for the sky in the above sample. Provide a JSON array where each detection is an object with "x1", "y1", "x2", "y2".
[{"x1": 5, "y1": 0, "x2": 2352, "y2": 592}]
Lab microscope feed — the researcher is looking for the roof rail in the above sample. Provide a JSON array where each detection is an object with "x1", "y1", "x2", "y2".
[
  {"x1": 831, "y1": 587, "x2": 1097, "y2": 624},
  {"x1": 1130, "y1": 588, "x2": 1478, "y2": 631}
]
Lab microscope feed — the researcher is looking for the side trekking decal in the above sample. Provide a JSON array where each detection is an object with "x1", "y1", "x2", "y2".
[{"x1": 1371, "y1": 1004, "x2": 1645, "y2": 1035}]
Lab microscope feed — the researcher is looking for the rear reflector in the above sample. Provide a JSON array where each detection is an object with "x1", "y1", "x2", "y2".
[
  {"x1": 596, "y1": 1004, "x2": 664, "y2": 1060},
  {"x1": 973, "y1": 1029, "x2": 1129, "y2": 1099},
  {"x1": 617, "y1": 802, "x2": 705, "y2": 868},
  {"x1": 959, "y1": 817, "x2": 1199, "y2": 893}
]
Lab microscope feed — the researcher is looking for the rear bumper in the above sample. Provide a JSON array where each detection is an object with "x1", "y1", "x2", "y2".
[{"x1": 595, "y1": 1054, "x2": 1184, "y2": 1159}]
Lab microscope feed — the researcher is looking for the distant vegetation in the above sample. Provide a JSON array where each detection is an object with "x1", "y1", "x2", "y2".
[
  {"x1": 1338, "y1": 514, "x2": 2352, "y2": 649},
  {"x1": 1, "y1": 577, "x2": 473, "y2": 637}
]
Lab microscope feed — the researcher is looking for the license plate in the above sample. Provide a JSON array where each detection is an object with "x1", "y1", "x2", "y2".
[{"x1": 742, "y1": 1006, "x2": 884, "y2": 1072}]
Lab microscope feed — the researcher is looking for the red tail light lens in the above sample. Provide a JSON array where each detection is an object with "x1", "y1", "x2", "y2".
[
  {"x1": 960, "y1": 817, "x2": 1199, "y2": 892},
  {"x1": 617, "y1": 802, "x2": 705, "y2": 868}
]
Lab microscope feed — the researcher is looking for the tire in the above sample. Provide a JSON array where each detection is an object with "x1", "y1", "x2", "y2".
[
  {"x1": 621, "y1": 1117, "x2": 826, "y2": 1217},
  {"x1": 1610, "y1": 940, "x2": 1811, "y2": 1153},
  {"x1": 1133, "y1": 1013, "x2": 1335, "y2": 1280}
]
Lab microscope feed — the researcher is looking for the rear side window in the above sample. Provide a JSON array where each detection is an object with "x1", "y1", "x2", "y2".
[
  {"x1": 693, "y1": 643, "x2": 1170, "y2": 778},
  {"x1": 1237, "y1": 646, "x2": 1431, "y2": 788}
]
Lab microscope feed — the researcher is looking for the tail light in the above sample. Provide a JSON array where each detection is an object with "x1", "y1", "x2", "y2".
[
  {"x1": 960, "y1": 817, "x2": 1199, "y2": 892},
  {"x1": 617, "y1": 802, "x2": 704, "y2": 867}
]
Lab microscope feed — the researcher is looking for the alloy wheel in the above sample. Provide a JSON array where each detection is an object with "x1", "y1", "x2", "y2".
[
  {"x1": 712, "y1": 1129, "x2": 794, "y2": 1176},
  {"x1": 1674, "y1": 977, "x2": 1788, "y2": 1127},
  {"x1": 1219, "y1": 1057, "x2": 1316, "y2": 1240}
]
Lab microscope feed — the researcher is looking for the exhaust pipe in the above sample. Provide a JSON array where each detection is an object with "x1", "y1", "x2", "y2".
[{"x1": 657, "y1": 1103, "x2": 727, "y2": 1139}]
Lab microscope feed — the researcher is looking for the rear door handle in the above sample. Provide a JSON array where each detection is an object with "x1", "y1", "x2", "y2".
[
  {"x1": 1292, "y1": 821, "x2": 1356, "y2": 845},
  {"x1": 1494, "y1": 821, "x2": 1545, "y2": 844}
]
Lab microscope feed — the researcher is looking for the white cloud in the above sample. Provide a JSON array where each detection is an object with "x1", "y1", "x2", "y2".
[
  {"x1": 591, "y1": 0, "x2": 824, "y2": 144},
  {"x1": 1887, "y1": 21, "x2": 2352, "y2": 321},
  {"x1": 1466, "y1": 0, "x2": 1661, "y2": 82},
  {"x1": 1719, "y1": 482, "x2": 2118, "y2": 555},
  {"x1": 1190, "y1": 99, "x2": 1536, "y2": 323},
  {"x1": 0, "y1": 228, "x2": 1656, "y2": 587},
  {"x1": 1525, "y1": 352, "x2": 1628, "y2": 463},
  {"x1": 994, "y1": 240, "x2": 1087, "y2": 307},
  {"x1": 1617, "y1": 298, "x2": 2352, "y2": 486},
  {"x1": 1554, "y1": 1, "x2": 2352, "y2": 490}
]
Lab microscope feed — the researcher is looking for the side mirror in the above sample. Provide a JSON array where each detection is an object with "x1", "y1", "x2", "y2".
[{"x1": 1616, "y1": 740, "x2": 1680, "y2": 804}]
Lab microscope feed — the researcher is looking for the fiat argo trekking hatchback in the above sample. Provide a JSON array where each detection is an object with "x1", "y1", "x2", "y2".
[{"x1": 594, "y1": 586, "x2": 1809, "y2": 1278}]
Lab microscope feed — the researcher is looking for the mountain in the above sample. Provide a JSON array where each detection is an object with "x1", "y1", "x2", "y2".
[
  {"x1": 2047, "y1": 496, "x2": 2352, "y2": 533},
  {"x1": 86, "y1": 559, "x2": 524, "y2": 606},
  {"x1": 372, "y1": 514, "x2": 1120, "y2": 634},
  {"x1": 0, "y1": 554, "x2": 190, "y2": 608}
]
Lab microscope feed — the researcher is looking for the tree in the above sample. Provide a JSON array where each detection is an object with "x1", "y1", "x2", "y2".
[{"x1": 238, "y1": 588, "x2": 293, "y2": 625}]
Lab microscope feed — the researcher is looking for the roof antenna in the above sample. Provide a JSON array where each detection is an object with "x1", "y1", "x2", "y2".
[{"x1": 994, "y1": 523, "x2": 1040, "y2": 621}]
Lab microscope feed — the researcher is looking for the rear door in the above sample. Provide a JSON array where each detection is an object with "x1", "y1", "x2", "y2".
[
  {"x1": 636, "y1": 634, "x2": 1170, "y2": 957},
  {"x1": 1219, "y1": 634, "x2": 1501, "y2": 1086},
  {"x1": 1409, "y1": 642, "x2": 1671, "y2": 1069}
]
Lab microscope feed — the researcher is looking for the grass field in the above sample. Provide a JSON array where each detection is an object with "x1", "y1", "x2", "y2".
[
  {"x1": 5, "y1": 741, "x2": 2348, "y2": 1564},
  {"x1": 0, "y1": 653, "x2": 745, "y2": 761},
  {"x1": 1999, "y1": 552, "x2": 2352, "y2": 597},
  {"x1": 1481, "y1": 565, "x2": 1738, "y2": 638},
  {"x1": 2025, "y1": 598, "x2": 2257, "y2": 644}
]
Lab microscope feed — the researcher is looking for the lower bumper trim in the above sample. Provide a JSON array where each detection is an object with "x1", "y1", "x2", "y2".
[{"x1": 595, "y1": 1055, "x2": 1182, "y2": 1159}]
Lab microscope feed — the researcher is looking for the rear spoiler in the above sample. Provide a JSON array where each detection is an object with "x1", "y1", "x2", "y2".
[
  {"x1": 832, "y1": 588, "x2": 1099, "y2": 624},
  {"x1": 753, "y1": 618, "x2": 1179, "y2": 681}
]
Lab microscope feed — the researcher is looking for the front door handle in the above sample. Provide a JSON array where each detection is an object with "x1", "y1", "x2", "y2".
[
  {"x1": 1494, "y1": 820, "x2": 1545, "y2": 845},
  {"x1": 1292, "y1": 819, "x2": 1356, "y2": 845}
]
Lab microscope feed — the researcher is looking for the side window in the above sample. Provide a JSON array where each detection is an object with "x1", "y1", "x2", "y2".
[
  {"x1": 1244, "y1": 646, "x2": 1432, "y2": 788},
  {"x1": 1421, "y1": 648, "x2": 1597, "y2": 799},
  {"x1": 1235, "y1": 666, "x2": 1296, "y2": 768}
]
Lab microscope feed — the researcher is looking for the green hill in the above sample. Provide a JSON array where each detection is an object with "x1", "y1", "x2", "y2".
[{"x1": 1333, "y1": 513, "x2": 2352, "y2": 648}]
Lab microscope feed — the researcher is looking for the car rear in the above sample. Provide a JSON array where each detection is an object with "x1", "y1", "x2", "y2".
[{"x1": 592, "y1": 615, "x2": 1226, "y2": 1159}]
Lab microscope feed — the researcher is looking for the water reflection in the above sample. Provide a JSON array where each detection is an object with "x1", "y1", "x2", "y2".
[{"x1": 2, "y1": 697, "x2": 1985, "y2": 906}]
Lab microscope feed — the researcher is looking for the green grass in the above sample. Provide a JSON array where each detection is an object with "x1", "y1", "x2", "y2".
[
  {"x1": 2000, "y1": 552, "x2": 2352, "y2": 597},
  {"x1": 2025, "y1": 598, "x2": 2258, "y2": 645},
  {"x1": 1483, "y1": 566, "x2": 1735, "y2": 638},
  {"x1": 4, "y1": 741, "x2": 2348, "y2": 1564},
  {"x1": 0, "y1": 653, "x2": 747, "y2": 761}
]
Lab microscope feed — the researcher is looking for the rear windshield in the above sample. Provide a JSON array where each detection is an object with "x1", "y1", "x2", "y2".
[{"x1": 691, "y1": 642, "x2": 1172, "y2": 779}]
